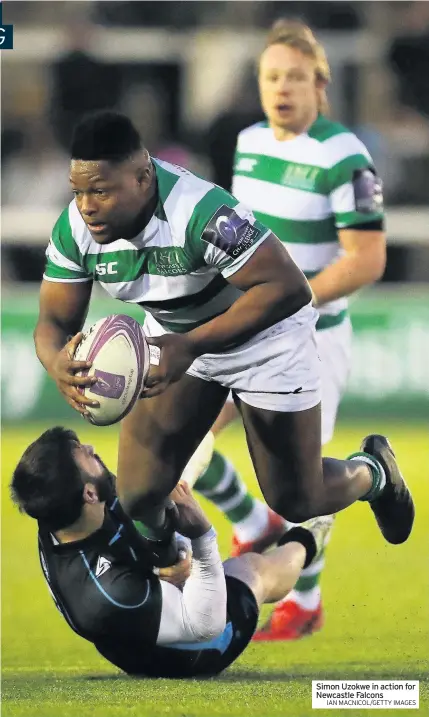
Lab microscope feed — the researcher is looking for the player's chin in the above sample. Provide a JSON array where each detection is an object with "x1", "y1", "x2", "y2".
[
  {"x1": 275, "y1": 115, "x2": 295, "y2": 129},
  {"x1": 91, "y1": 234, "x2": 115, "y2": 245},
  {"x1": 88, "y1": 227, "x2": 116, "y2": 244}
]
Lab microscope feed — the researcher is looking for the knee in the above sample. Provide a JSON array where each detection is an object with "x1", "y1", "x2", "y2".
[
  {"x1": 224, "y1": 554, "x2": 266, "y2": 606},
  {"x1": 283, "y1": 504, "x2": 318, "y2": 523}
]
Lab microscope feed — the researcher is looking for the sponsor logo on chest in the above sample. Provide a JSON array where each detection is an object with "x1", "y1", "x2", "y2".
[
  {"x1": 95, "y1": 261, "x2": 118, "y2": 276},
  {"x1": 281, "y1": 164, "x2": 321, "y2": 191},
  {"x1": 236, "y1": 157, "x2": 259, "y2": 173}
]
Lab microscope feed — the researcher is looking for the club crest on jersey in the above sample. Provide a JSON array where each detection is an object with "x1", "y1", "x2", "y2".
[
  {"x1": 201, "y1": 205, "x2": 263, "y2": 259},
  {"x1": 148, "y1": 248, "x2": 190, "y2": 276},
  {"x1": 95, "y1": 556, "x2": 112, "y2": 578}
]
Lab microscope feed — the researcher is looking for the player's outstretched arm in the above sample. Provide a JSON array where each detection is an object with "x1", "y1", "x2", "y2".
[
  {"x1": 156, "y1": 483, "x2": 227, "y2": 644},
  {"x1": 34, "y1": 280, "x2": 98, "y2": 416}
]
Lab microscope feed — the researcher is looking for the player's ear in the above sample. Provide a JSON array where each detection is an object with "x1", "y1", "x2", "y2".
[
  {"x1": 136, "y1": 150, "x2": 152, "y2": 185},
  {"x1": 83, "y1": 483, "x2": 100, "y2": 505},
  {"x1": 136, "y1": 167, "x2": 145, "y2": 185},
  {"x1": 315, "y1": 76, "x2": 328, "y2": 91}
]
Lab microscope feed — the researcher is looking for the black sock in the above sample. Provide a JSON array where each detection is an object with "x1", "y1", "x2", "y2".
[{"x1": 278, "y1": 527, "x2": 317, "y2": 569}]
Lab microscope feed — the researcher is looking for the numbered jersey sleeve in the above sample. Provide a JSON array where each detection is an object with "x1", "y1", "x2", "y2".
[
  {"x1": 325, "y1": 133, "x2": 385, "y2": 229},
  {"x1": 44, "y1": 206, "x2": 92, "y2": 282},
  {"x1": 184, "y1": 186, "x2": 270, "y2": 278}
]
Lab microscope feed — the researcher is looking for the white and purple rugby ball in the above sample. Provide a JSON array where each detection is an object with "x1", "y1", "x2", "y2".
[{"x1": 75, "y1": 315, "x2": 149, "y2": 426}]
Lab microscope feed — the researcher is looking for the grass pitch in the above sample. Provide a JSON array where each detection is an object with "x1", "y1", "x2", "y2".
[{"x1": 2, "y1": 419, "x2": 428, "y2": 716}]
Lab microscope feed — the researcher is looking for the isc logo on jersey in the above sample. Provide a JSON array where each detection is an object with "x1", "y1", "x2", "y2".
[{"x1": 95, "y1": 262, "x2": 118, "y2": 276}]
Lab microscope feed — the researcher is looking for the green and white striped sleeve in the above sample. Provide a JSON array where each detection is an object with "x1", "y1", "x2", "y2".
[
  {"x1": 184, "y1": 185, "x2": 270, "y2": 278},
  {"x1": 44, "y1": 207, "x2": 92, "y2": 282},
  {"x1": 326, "y1": 134, "x2": 384, "y2": 229}
]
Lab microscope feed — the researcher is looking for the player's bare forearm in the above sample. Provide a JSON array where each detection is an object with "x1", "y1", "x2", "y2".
[
  {"x1": 34, "y1": 320, "x2": 72, "y2": 375},
  {"x1": 310, "y1": 229, "x2": 386, "y2": 306},
  {"x1": 309, "y1": 251, "x2": 385, "y2": 306},
  {"x1": 187, "y1": 233, "x2": 311, "y2": 354},
  {"x1": 35, "y1": 279, "x2": 92, "y2": 374}
]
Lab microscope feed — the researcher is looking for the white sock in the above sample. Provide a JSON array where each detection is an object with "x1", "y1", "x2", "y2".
[
  {"x1": 233, "y1": 500, "x2": 270, "y2": 542},
  {"x1": 284, "y1": 586, "x2": 321, "y2": 611}
]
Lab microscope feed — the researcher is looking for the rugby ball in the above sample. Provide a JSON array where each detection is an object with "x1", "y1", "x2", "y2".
[{"x1": 75, "y1": 315, "x2": 149, "y2": 426}]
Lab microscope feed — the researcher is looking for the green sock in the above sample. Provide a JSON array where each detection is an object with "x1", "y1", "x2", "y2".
[
  {"x1": 132, "y1": 504, "x2": 175, "y2": 542},
  {"x1": 295, "y1": 548, "x2": 325, "y2": 591},
  {"x1": 133, "y1": 521, "x2": 167, "y2": 541},
  {"x1": 194, "y1": 451, "x2": 254, "y2": 523},
  {"x1": 347, "y1": 451, "x2": 386, "y2": 501},
  {"x1": 133, "y1": 516, "x2": 177, "y2": 568}
]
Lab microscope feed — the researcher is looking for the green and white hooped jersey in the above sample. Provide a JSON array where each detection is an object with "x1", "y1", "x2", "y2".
[
  {"x1": 232, "y1": 115, "x2": 384, "y2": 330},
  {"x1": 44, "y1": 159, "x2": 270, "y2": 333}
]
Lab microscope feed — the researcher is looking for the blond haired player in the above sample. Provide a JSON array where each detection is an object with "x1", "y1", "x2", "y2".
[{"x1": 187, "y1": 19, "x2": 387, "y2": 640}]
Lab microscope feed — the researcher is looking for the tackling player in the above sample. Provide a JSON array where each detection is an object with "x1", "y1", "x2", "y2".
[
  {"x1": 33, "y1": 110, "x2": 413, "y2": 568},
  {"x1": 10, "y1": 427, "x2": 333, "y2": 678}
]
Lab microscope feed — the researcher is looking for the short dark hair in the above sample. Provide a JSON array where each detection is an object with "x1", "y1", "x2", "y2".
[
  {"x1": 70, "y1": 111, "x2": 142, "y2": 162},
  {"x1": 10, "y1": 427, "x2": 86, "y2": 532}
]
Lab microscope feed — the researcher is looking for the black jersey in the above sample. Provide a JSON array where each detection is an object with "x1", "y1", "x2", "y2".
[
  {"x1": 37, "y1": 499, "x2": 258, "y2": 678},
  {"x1": 38, "y1": 499, "x2": 163, "y2": 650}
]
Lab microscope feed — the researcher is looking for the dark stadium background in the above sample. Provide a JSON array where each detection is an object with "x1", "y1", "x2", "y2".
[{"x1": 2, "y1": 3, "x2": 428, "y2": 716}]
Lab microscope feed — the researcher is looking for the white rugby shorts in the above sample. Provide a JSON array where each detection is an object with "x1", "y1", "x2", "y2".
[
  {"x1": 316, "y1": 317, "x2": 352, "y2": 445},
  {"x1": 144, "y1": 303, "x2": 321, "y2": 412},
  {"x1": 224, "y1": 315, "x2": 352, "y2": 442}
]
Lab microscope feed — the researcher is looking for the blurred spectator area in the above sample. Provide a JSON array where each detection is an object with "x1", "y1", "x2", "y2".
[{"x1": 1, "y1": 1, "x2": 428, "y2": 285}]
